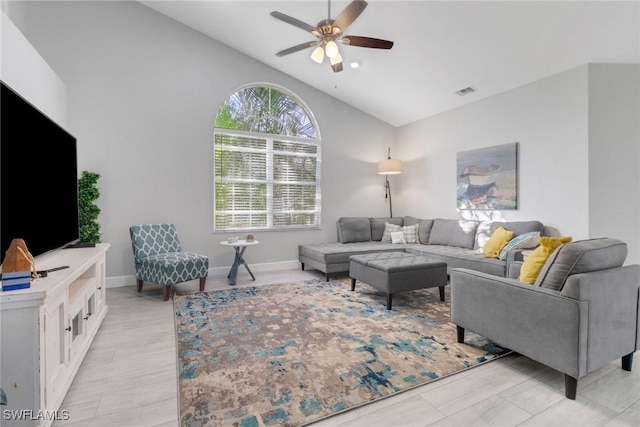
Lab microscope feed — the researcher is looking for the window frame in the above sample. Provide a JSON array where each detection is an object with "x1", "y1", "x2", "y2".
[{"x1": 213, "y1": 84, "x2": 321, "y2": 233}]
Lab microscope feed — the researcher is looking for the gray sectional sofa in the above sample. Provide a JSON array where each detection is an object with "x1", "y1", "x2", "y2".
[{"x1": 299, "y1": 216, "x2": 545, "y2": 280}]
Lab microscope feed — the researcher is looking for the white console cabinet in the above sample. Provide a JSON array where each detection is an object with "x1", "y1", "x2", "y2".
[{"x1": 1, "y1": 244, "x2": 109, "y2": 426}]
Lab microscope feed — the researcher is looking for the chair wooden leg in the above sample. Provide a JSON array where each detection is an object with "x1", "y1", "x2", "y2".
[
  {"x1": 456, "y1": 326, "x2": 465, "y2": 343},
  {"x1": 439, "y1": 286, "x2": 445, "y2": 301},
  {"x1": 564, "y1": 375, "x2": 578, "y2": 399},
  {"x1": 386, "y1": 294, "x2": 393, "y2": 310},
  {"x1": 163, "y1": 286, "x2": 171, "y2": 302},
  {"x1": 351, "y1": 278, "x2": 356, "y2": 291},
  {"x1": 301, "y1": 263, "x2": 305, "y2": 271},
  {"x1": 136, "y1": 279, "x2": 143, "y2": 292},
  {"x1": 199, "y1": 277, "x2": 206, "y2": 292}
]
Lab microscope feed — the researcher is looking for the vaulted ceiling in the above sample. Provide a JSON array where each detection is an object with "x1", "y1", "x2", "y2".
[{"x1": 140, "y1": 1, "x2": 640, "y2": 127}]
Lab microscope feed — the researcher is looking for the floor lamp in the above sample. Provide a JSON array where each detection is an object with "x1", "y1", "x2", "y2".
[{"x1": 377, "y1": 147, "x2": 403, "y2": 218}]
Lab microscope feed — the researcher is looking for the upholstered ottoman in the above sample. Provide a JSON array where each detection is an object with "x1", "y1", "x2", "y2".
[{"x1": 349, "y1": 252, "x2": 448, "y2": 310}]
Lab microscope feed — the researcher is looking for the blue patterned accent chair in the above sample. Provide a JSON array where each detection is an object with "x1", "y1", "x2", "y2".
[{"x1": 129, "y1": 223, "x2": 209, "y2": 301}]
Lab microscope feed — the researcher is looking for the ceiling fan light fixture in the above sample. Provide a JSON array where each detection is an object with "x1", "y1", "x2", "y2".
[
  {"x1": 310, "y1": 46, "x2": 325, "y2": 64},
  {"x1": 325, "y1": 40, "x2": 339, "y2": 58},
  {"x1": 330, "y1": 51, "x2": 343, "y2": 66}
]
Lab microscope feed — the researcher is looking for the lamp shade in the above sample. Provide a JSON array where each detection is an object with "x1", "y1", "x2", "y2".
[
  {"x1": 310, "y1": 46, "x2": 324, "y2": 64},
  {"x1": 325, "y1": 40, "x2": 339, "y2": 58},
  {"x1": 378, "y1": 158, "x2": 403, "y2": 175},
  {"x1": 330, "y1": 51, "x2": 343, "y2": 66}
]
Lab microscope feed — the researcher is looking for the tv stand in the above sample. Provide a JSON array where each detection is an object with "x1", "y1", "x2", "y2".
[
  {"x1": 0, "y1": 244, "x2": 109, "y2": 427},
  {"x1": 64, "y1": 242, "x2": 96, "y2": 249}
]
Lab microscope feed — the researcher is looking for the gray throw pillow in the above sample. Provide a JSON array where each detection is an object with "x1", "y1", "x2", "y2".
[
  {"x1": 428, "y1": 218, "x2": 478, "y2": 249},
  {"x1": 418, "y1": 219, "x2": 434, "y2": 244},
  {"x1": 403, "y1": 216, "x2": 421, "y2": 226},
  {"x1": 491, "y1": 221, "x2": 544, "y2": 236},
  {"x1": 337, "y1": 217, "x2": 372, "y2": 243},
  {"x1": 370, "y1": 217, "x2": 403, "y2": 241}
]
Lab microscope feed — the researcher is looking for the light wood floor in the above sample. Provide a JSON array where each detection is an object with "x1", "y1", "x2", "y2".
[{"x1": 53, "y1": 269, "x2": 640, "y2": 427}]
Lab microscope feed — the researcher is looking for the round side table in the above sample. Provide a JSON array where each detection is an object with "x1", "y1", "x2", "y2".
[{"x1": 219, "y1": 239, "x2": 259, "y2": 285}]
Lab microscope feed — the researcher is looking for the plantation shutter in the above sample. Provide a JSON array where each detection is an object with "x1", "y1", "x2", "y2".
[{"x1": 214, "y1": 132, "x2": 320, "y2": 231}]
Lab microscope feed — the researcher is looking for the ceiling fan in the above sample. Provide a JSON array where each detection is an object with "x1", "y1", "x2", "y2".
[{"x1": 270, "y1": 0, "x2": 394, "y2": 73}]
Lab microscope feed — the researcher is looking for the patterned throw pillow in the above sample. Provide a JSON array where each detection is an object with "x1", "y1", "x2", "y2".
[
  {"x1": 402, "y1": 224, "x2": 420, "y2": 244},
  {"x1": 381, "y1": 222, "x2": 402, "y2": 243},
  {"x1": 390, "y1": 230, "x2": 406, "y2": 244},
  {"x1": 498, "y1": 231, "x2": 541, "y2": 260}
]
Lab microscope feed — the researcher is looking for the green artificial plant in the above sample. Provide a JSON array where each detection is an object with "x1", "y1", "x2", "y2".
[{"x1": 78, "y1": 170, "x2": 101, "y2": 244}]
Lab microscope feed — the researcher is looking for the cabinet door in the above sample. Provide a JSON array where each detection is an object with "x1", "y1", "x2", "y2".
[
  {"x1": 44, "y1": 290, "x2": 70, "y2": 407},
  {"x1": 68, "y1": 301, "x2": 87, "y2": 363},
  {"x1": 95, "y1": 259, "x2": 106, "y2": 314}
]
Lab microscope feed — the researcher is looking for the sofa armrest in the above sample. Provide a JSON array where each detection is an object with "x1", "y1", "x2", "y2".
[
  {"x1": 507, "y1": 261, "x2": 522, "y2": 279},
  {"x1": 450, "y1": 268, "x2": 587, "y2": 378},
  {"x1": 560, "y1": 265, "x2": 640, "y2": 368}
]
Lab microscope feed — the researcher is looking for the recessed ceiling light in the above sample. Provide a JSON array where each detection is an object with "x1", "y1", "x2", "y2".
[{"x1": 350, "y1": 61, "x2": 360, "y2": 69}]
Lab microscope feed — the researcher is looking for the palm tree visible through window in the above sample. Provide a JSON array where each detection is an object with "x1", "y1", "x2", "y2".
[{"x1": 214, "y1": 84, "x2": 321, "y2": 231}]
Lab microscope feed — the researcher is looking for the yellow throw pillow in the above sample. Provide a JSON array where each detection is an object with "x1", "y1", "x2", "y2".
[
  {"x1": 519, "y1": 236, "x2": 573, "y2": 285},
  {"x1": 482, "y1": 226, "x2": 515, "y2": 258}
]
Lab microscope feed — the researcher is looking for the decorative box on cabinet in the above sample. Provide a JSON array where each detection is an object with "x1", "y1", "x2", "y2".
[{"x1": 0, "y1": 244, "x2": 109, "y2": 427}]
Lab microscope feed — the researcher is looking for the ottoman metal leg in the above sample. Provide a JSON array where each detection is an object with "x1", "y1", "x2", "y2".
[
  {"x1": 439, "y1": 286, "x2": 445, "y2": 301},
  {"x1": 350, "y1": 278, "x2": 356, "y2": 291},
  {"x1": 387, "y1": 294, "x2": 393, "y2": 310}
]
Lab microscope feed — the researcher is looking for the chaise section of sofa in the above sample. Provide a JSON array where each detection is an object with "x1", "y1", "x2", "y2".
[{"x1": 298, "y1": 216, "x2": 545, "y2": 280}]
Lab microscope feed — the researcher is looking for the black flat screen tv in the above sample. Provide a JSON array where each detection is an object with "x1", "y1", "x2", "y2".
[{"x1": 1, "y1": 81, "x2": 80, "y2": 264}]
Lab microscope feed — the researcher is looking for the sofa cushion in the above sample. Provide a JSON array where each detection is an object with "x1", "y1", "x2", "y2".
[
  {"x1": 429, "y1": 219, "x2": 478, "y2": 249},
  {"x1": 299, "y1": 242, "x2": 405, "y2": 265},
  {"x1": 491, "y1": 221, "x2": 544, "y2": 236},
  {"x1": 370, "y1": 217, "x2": 403, "y2": 241},
  {"x1": 407, "y1": 245, "x2": 506, "y2": 276},
  {"x1": 337, "y1": 217, "x2": 371, "y2": 243},
  {"x1": 418, "y1": 219, "x2": 434, "y2": 244},
  {"x1": 483, "y1": 226, "x2": 515, "y2": 258},
  {"x1": 381, "y1": 222, "x2": 403, "y2": 243},
  {"x1": 498, "y1": 231, "x2": 540, "y2": 260},
  {"x1": 519, "y1": 236, "x2": 572, "y2": 285},
  {"x1": 403, "y1": 216, "x2": 421, "y2": 226},
  {"x1": 536, "y1": 238, "x2": 627, "y2": 291}
]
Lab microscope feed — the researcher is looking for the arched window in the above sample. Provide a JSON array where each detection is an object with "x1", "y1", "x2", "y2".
[{"x1": 214, "y1": 84, "x2": 321, "y2": 231}]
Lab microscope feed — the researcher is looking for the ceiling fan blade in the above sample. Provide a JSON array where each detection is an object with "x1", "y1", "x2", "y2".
[
  {"x1": 333, "y1": 0, "x2": 368, "y2": 32},
  {"x1": 342, "y1": 36, "x2": 394, "y2": 49},
  {"x1": 270, "y1": 11, "x2": 318, "y2": 34},
  {"x1": 331, "y1": 61, "x2": 344, "y2": 73},
  {"x1": 275, "y1": 41, "x2": 320, "y2": 57}
]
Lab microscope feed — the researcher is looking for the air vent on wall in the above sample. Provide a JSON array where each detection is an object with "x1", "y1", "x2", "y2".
[{"x1": 455, "y1": 86, "x2": 477, "y2": 96}]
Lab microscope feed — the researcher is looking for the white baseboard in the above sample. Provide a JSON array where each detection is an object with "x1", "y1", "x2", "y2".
[{"x1": 106, "y1": 259, "x2": 301, "y2": 288}]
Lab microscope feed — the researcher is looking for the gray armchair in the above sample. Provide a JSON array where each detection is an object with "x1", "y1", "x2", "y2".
[{"x1": 450, "y1": 238, "x2": 640, "y2": 399}]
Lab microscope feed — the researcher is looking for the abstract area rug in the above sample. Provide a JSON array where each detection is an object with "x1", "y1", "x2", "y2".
[{"x1": 174, "y1": 279, "x2": 510, "y2": 427}]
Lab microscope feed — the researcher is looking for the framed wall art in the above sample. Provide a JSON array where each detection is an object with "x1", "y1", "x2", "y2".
[{"x1": 456, "y1": 142, "x2": 518, "y2": 210}]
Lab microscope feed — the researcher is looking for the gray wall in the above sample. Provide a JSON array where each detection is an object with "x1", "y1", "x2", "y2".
[
  {"x1": 394, "y1": 66, "x2": 590, "y2": 237},
  {"x1": 22, "y1": 1, "x2": 395, "y2": 280},
  {"x1": 588, "y1": 64, "x2": 640, "y2": 264},
  {"x1": 0, "y1": 8, "x2": 67, "y2": 127}
]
